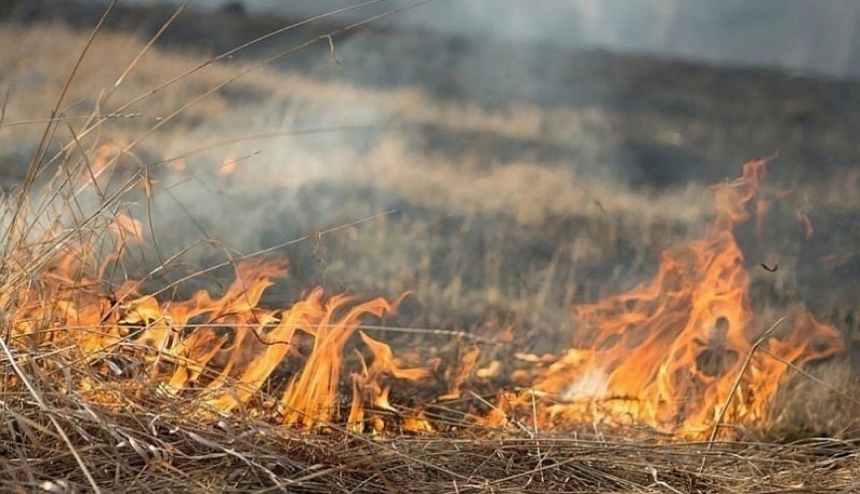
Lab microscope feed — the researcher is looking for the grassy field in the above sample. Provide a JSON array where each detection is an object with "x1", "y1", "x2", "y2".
[{"x1": 2, "y1": 3, "x2": 860, "y2": 492}]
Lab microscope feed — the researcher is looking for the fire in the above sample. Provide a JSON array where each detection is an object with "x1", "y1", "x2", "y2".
[
  {"x1": 218, "y1": 155, "x2": 238, "y2": 177},
  {"x1": 2, "y1": 142, "x2": 445, "y2": 436},
  {"x1": 532, "y1": 160, "x2": 844, "y2": 436},
  {"x1": 1, "y1": 151, "x2": 845, "y2": 440},
  {"x1": 4, "y1": 223, "x2": 433, "y2": 432}
]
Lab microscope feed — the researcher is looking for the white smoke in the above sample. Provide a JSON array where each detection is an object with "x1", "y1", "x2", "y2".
[{"x1": 109, "y1": 0, "x2": 860, "y2": 78}]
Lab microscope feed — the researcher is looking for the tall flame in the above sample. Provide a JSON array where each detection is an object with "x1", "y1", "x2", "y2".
[{"x1": 534, "y1": 160, "x2": 844, "y2": 436}]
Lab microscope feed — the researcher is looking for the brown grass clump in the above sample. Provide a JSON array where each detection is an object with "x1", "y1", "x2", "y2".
[{"x1": 5, "y1": 378, "x2": 860, "y2": 494}]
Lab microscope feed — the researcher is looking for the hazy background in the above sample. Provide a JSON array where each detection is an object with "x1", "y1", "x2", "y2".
[
  {"x1": 5, "y1": 0, "x2": 860, "y2": 335},
  {"x1": 112, "y1": 0, "x2": 860, "y2": 78}
]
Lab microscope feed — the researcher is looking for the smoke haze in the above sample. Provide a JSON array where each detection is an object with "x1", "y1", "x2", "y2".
[{"x1": 111, "y1": 0, "x2": 860, "y2": 78}]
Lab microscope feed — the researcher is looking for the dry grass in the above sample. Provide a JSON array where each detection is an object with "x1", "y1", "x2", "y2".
[
  {"x1": 1, "y1": 5, "x2": 860, "y2": 493},
  {"x1": 6, "y1": 383, "x2": 860, "y2": 494},
  {"x1": 2, "y1": 356, "x2": 860, "y2": 494}
]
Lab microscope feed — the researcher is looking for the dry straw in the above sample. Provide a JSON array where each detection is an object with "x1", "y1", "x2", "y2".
[{"x1": 1, "y1": 2, "x2": 859, "y2": 493}]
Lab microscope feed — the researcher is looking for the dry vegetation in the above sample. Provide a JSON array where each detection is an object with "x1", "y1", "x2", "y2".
[{"x1": 1, "y1": 5, "x2": 860, "y2": 493}]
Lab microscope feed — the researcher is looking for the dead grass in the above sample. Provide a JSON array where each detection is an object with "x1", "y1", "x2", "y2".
[
  {"x1": 1, "y1": 6, "x2": 860, "y2": 493},
  {"x1": 2, "y1": 365, "x2": 860, "y2": 493},
  {"x1": 0, "y1": 307, "x2": 858, "y2": 493}
]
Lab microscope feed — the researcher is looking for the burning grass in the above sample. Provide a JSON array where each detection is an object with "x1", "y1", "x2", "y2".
[
  {"x1": 5, "y1": 383, "x2": 860, "y2": 494},
  {"x1": 2, "y1": 4, "x2": 860, "y2": 493},
  {"x1": 3, "y1": 376, "x2": 859, "y2": 494}
]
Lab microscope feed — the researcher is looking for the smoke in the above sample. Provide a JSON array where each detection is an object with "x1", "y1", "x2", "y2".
[
  {"x1": 110, "y1": 0, "x2": 860, "y2": 78},
  {"x1": 5, "y1": 1, "x2": 860, "y2": 335}
]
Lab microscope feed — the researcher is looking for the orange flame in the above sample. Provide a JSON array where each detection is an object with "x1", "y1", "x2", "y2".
[
  {"x1": 218, "y1": 155, "x2": 238, "y2": 177},
  {"x1": 533, "y1": 160, "x2": 843, "y2": 436},
  {"x1": 3, "y1": 156, "x2": 845, "y2": 439},
  {"x1": 6, "y1": 231, "x2": 428, "y2": 431}
]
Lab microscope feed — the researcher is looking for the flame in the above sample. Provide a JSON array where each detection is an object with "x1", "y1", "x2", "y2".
[
  {"x1": 88, "y1": 143, "x2": 123, "y2": 176},
  {"x1": 217, "y1": 154, "x2": 238, "y2": 178},
  {"x1": 2, "y1": 155, "x2": 845, "y2": 439},
  {"x1": 5, "y1": 224, "x2": 430, "y2": 431},
  {"x1": 2, "y1": 144, "x2": 442, "y2": 435},
  {"x1": 533, "y1": 160, "x2": 844, "y2": 436}
]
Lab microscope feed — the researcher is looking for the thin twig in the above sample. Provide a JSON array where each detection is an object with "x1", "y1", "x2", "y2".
[{"x1": 701, "y1": 316, "x2": 787, "y2": 471}]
